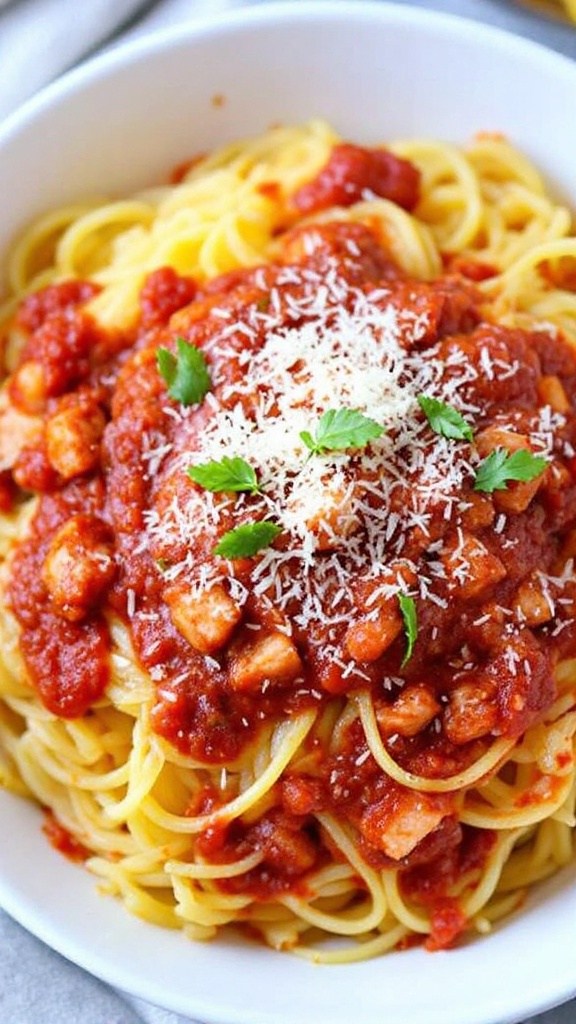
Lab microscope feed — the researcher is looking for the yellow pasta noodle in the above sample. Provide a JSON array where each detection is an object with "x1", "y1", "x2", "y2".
[{"x1": 0, "y1": 121, "x2": 575, "y2": 964}]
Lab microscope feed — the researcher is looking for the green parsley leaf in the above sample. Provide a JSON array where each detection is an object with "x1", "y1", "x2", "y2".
[
  {"x1": 214, "y1": 520, "x2": 282, "y2": 559},
  {"x1": 157, "y1": 336, "x2": 211, "y2": 406},
  {"x1": 300, "y1": 408, "x2": 384, "y2": 457},
  {"x1": 398, "y1": 593, "x2": 418, "y2": 668},
  {"x1": 417, "y1": 394, "x2": 474, "y2": 443},
  {"x1": 473, "y1": 447, "x2": 547, "y2": 493},
  {"x1": 187, "y1": 456, "x2": 261, "y2": 494}
]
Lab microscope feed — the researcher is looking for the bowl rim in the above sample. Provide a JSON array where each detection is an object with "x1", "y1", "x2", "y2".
[
  {"x1": 2, "y1": 0, "x2": 576, "y2": 148},
  {"x1": 0, "y1": 4, "x2": 576, "y2": 1024}
]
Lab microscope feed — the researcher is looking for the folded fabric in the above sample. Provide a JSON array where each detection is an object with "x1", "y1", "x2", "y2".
[{"x1": 0, "y1": 0, "x2": 151, "y2": 118}]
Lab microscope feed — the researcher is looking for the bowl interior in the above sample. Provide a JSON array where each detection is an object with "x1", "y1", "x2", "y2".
[{"x1": 1, "y1": 0, "x2": 575, "y2": 268}]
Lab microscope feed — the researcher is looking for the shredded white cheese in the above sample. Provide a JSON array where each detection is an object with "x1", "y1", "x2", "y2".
[{"x1": 133, "y1": 253, "x2": 568, "y2": 670}]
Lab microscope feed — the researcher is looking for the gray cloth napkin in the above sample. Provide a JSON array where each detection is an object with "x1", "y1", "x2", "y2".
[
  {"x1": 0, "y1": 0, "x2": 152, "y2": 117},
  {"x1": 0, "y1": 1, "x2": 575, "y2": 1023}
]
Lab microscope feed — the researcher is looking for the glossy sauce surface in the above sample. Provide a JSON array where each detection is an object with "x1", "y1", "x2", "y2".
[{"x1": 5, "y1": 147, "x2": 576, "y2": 931}]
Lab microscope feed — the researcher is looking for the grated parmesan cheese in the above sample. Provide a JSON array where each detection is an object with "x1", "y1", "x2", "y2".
[{"x1": 130, "y1": 250, "x2": 569, "y2": 678}]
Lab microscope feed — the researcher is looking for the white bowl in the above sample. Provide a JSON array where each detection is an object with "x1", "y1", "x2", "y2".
[{"x1": 0, "y1": 4, "x2": 575, "y2": 1024}]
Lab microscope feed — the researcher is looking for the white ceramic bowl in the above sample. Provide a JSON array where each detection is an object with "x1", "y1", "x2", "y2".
[{"x1": 0, "y1": 5, "x2": 575, "y2": 1023}]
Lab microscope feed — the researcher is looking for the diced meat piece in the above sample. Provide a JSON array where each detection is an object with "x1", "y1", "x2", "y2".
[
  {"x1": 443, "y1": 678, "x2": 498, "y2": 744},
  {"x1": 282, "y1": 776, "x2": 324, "y2": 816},
  {"x1": 441, "y1": 532, "x2": 506, "y2": 600},
  {"x1": 514, "y1": 573, "x2": 555, "y2": 627},
  {"x1": 494, "y1": 632, "x2": 555, "y2": 737},
  {"x1": 360, "y1": 788, "x2": 451, "y2": 861},
  {"x1": 42, "y1": 514, "x2": 115, "y2": 621},
  {"x1": 347, "y1": 564, "x2": 417, "y2": 662},
  {"x1": 8, "y1": 359, "x2": 48, "y2": 414},
  {"x1": 455, "y1": 633, "x2": 556, "y2": 740},
  {"x1": 376, "y1": 683, "x2": 440, "y2": 738},
  {"x1": 45, "y1": 396, "x2": 106, "y2": 479},
  {"x1": 537, "y1": 374, "x2": 570, "y2": 414},
  {"x1": 229, "y1": 631, "x2": 303, "y2": 692},
  {"x1": 251, "y1": 812, "x2": 317, "y2": 875},
  {"x1": 460, "y1": 493, "x2": 495, "y2": 531},
  {"x1": 345, "y1": 603, "x2": 403, "y2": 663},
  {"x1": 164, "y1": 582, "x2": 241, "y2": 655}
]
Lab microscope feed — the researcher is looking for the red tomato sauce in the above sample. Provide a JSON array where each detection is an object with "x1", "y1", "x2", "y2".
[
  {"x1": 5, "y1": 145, "x2": 576, "y2": 915},
  {"x1": 42, "y1": 809, "x2": 91, "y2": 863},
  {"x1": 8, "y1": 478, "x2": 111, "y2": 718},
  {"x1": 292, "y1": 143, "x2": 421, "y2": 213},
  {"x1": 103, "y1": 225, "x2": 576, "y2": 771}
]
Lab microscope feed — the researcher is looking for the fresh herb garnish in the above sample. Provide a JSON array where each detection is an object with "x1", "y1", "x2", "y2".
[
  {"x1": 188, "y1": 456, "x2": 261, "y2": 494},
  {"x1": 473, "y1": 447, "x2": 547, "y2": 493},
  {"x1": 214, "y1": 520, "x2": 282, "y2": 558},
  {"x1": 300, "y1": 408, "x2": 384, "y2": 457},
  {"x1": 417, "y1": 394, "x2": 474, "y2": 443},
  {"x1": 398, "y1": 593, "x2": 418, "y2": 668},
  {"x1": 157, "y1": 336, "x2": 211, "y2": 406}
]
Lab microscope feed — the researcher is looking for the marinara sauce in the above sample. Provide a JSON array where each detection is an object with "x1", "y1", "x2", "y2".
[{"x1": 4, "y1": 145, "x2": 576, "y2": 935}]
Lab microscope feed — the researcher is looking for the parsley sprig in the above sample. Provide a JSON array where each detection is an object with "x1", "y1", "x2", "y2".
[
  {"x1": 157, "y1": 336, "x2": 211, "y2": 406},
  {"x1": 300, "y1": 408, "x2": 384, "y2": 457},
  {"x1": 398, "y1": 593, "x2": 418, "y2": 668},
  {"x1": 417, "y1": 394, "x2": 474, "y2": 443},
  {"x1": 473, "y1": 447, "x2": 547, "y2": 493},
  {"x1": 188, "y1": 456, "x2": 261, "y2": 494},
  {"x1": 417, "y1": 393, "x2": 547, "y2": 496},
  {"x1": 214, "y1": 520, "x2": 282, "y2": 558}
]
